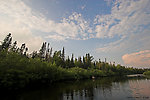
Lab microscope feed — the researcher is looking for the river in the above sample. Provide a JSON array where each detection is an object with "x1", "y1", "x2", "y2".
[{"x1": 1, "y1": 76, "x2": 150, "y2": 100}]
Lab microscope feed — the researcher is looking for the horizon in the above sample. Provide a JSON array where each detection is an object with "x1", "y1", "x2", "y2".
[{"x1": 0, "y1": 0, "x2": 150, "y2": 68}]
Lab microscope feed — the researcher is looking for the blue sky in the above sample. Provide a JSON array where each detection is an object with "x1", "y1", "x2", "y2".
[{"x1": 0, "y1": 0, "x2": 150, "y2": 68}]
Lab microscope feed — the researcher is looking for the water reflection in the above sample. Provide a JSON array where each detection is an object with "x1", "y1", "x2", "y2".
[
  {"x1": 1, "y1": 76, "x2": 150, "y2": 100},
  {"x1": 129, "y1": 79, "x2": 150, "y2": 100}
]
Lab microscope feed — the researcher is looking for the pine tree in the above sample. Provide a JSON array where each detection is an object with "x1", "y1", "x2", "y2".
[
  {"x1": 105, "y1": 58, "x2": 107, "y2": 63},
  {"x1": 85, "y1": 53, "x2": 94, "y2": 68},
  {"x1": 83, "y1": 56, "x2": 86, "y2": 68},
  {"x1": 24, "y1": 47, "x2": 28, "y2": 56},
  {"x1": 49, "y1": 47, "x2": 53, "y2": 62},
  {"x1": 31, "y1": 51, "x2": 38, "y2": 58},
  {"x1": 49, "y1": 47, "x2": 52, "y2": 57},
  {"x1": 78, "y1": 56, "x2": 83, "y2": 68},
  {"x1": 1, "y1": 33, "x2": 12, "y2": 50},
  {"x1": 45, "y1": 43, "x2": 50, "y2": 61},
  {"x1": 20, "y1": 43, "x2": 26, "y2": 54},
  {"x1": 39, "y1": 42, "x2": 46, "y2": 59},
  {"x1": 61, "y1": 47, "x2": 65, "y2": 61},
  {"x1": 70, "y1": 53, "x2": 75, "y2": 68},
  {"x1": 11, "y1": 41, "x2": 17, "y2": 52},
  {"x1": 66, "y1": 56, "x2": 70, "y2": 68}
]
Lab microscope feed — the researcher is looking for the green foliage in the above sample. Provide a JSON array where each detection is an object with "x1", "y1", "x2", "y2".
[
  {"x1": 0, "y1": 33, "x2": 148, "y2": 90},
  {"x1": 143, "y1": 71, "x2": 150, "y2": 76},
  {"x1": 0, "y1": 69, "x2": 29, "y2": 89},
  {"x1": 0, "y1": 50, "x2": 108, "y2": 89},
  {"x1": 1, "y1": 33, "x2": 12, "y2": 50}
]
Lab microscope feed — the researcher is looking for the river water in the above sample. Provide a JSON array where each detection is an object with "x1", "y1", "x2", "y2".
[{"x1": 2, "y1": 76, "x2": 150, "y2": 100}]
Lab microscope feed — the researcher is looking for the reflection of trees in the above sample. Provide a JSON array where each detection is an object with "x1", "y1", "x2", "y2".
[
  {"x1": 1, "y1": 76, "x2": 147, "y2": 100},
  {"x1": 59, "y1": 76, "x2": 129, "y2": 100}
]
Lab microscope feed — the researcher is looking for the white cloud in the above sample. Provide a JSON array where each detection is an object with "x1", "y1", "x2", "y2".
[
  {"x1": 46, "y1": 35, "x2": 66, "y2": 41},
  {"x1": 0, "y1": 0, "x2": 94, "y2": 41},
  {"x1": 1, "y1": 0, "x2": 150, "y2": 62},
  {"x1": 96, "y1": 27, "x2": 150, "y2": 54},
  {"x1": 96, "y1": 0, "x2": 150, "y2": 54},
  {"x1": 0, "y1": 0, "x2": 44, "y2": 52},
  {"x1": 122, "y1": 50, "x2": 150, "y2": 67},
  {"x1": 94, "y1": 0, "x2": 150, "y2": 39},
  {"x1": 0, "y1": 0, "x2": 93, "y2": 52}
]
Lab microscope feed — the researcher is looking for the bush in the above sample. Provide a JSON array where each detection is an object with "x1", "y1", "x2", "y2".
[
  {"x1": 0, "y1": 69, "x2": 29, "y2": 89},
  {"x1": 143, "y1": 71, "x2": 150, "y2": 76}
]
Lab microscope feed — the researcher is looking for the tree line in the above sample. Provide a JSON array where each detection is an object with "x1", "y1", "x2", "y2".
[{"x1": 0, "y1": 33, "x2": 149, "y2": 89}]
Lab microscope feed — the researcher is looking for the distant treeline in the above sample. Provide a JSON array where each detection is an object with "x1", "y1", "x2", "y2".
[{"x1": 0, "y1": 33, "x2": 149, "y2": 89}]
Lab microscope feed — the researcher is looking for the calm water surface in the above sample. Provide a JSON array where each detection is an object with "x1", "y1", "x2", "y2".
[{"x1": 1, "y1": 76, "x2": 150, "y2": 100}]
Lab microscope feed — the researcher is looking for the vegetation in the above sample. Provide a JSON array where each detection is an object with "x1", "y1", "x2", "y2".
[
  {"x1": 143, "y1": 71, "x2": 150, "y2": 76},
  {"x1": 0, "y1": 33, "x2": 149, "y2": 89}
]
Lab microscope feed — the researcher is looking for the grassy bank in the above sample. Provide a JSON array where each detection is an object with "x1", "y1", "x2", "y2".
[{"x1": 143, "y1": 71, "x2": 150, "y2": 76}]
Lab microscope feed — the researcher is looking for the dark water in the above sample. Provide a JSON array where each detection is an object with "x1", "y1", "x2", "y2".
[{"x1": 1, "y1": 76, "x2": 150, "y2": 100}]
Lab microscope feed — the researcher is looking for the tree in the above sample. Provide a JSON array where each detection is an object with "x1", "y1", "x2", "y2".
[
  {"x1": 11, "y1": 41, "x2": 17, "y2": 52},
  {"x1": 49, "y1": 47, "x2": 52, "y2": 57},
  {"x1": 61, "y1": 47, "x2": 65, "y2": 61},
  {"x1": 39, "y1": 42, "x2": 46, "y2": 60},
  {"x1": 83, "y1": 56, "x2": 86, "y2": 68},
  {"x1": 85, "y1": 53, "x2": 94, "y2": 68},
  {"x1": 45, "y1": 43, "x2": 50, "y2": 61},
  {"x1": 52, "y1": 50, "x2": 64, "y2": 67},
  {"x1": 65, "y1": 56, "x2": 70, "y2": 68},
  {"x1": 24, "y1": 47, "x2": 28, "y2": 56},
  {"x1": 70, "y1": 54, "x2": 75, "y2": 68},
  {"x1": 77, "y1": 56, "x2": 83, "y2": 68},
  {"x1": 105, "y1": 58, "x2": 107, "y2": 63},
  {"x1": 48, "y1": 47, "x2": 53, "y2": 62},
  {"x1": 20, "y1": 43, "x2": 26, "y2": 55},
  {"x1": 74, "y1": 58, "x2": 78, "y2": 67},
  {"x1": 31, "y1": 51, "x2": 38, "y2": 58},
  {"x1": 1, "y1": 33, "x2": 12, "y2": 50}
]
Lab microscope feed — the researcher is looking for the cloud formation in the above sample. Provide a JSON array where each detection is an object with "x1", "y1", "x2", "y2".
[
  {"x1": 1, "y1": 0, "x2": 149, "y2": 45},
  {"x1": 122, "y1": 50, "x2": 150, "y2": 67},
  {"x1": 96, "y1": 0, "x2": 150, "y2": 53},
  {"x1": 0, "y1": 0, "x2": 150, "y2": 68},
  {"x1": 94, "y1": 0, "x2": 150, "y2": 38},
  {"x1": 0, "y1": 0, "x2": 92, "y2": 52}
]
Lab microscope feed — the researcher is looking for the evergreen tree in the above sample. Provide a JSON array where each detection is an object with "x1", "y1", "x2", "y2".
[
  {"x1": 105, "y1": 58, "x2": 107, "y2": 63},
  {"x1": 70, "y1": 54, "x2": 75, "y2": 68},
  {"x1": 31, "y1": 51, "x2": 38, "y2": 58},
  {"x1": 49, "y1": 47, "x2": 53, "y2": 62},
  {"x1": 78, "y1": 56, "x2": 83, "y2": 68},
  {"x1": 61, "y1": 47, "x2": 65, "y2": 61},
  {"x1": 52, "y1": 50, "x2": 63, "y2": 67},
  {"x1": 85, "y1": 53, "x2": 94, "y2": 68},
  {"x1": 20, "y1": 43, "x2": 26, "y2": 55},
  {"x1": 39, "y1": 42, "x2": 46, "y2": 59},
  {"x1": 49, "y1": 47, "x2": 52, "y2": 57},
  {"x1": 66, "y1": 56, "x2": 70, "y2": 68},
  {"x1": 45, "y1": 43, "x2": 50, "y2": 61},
  {"x1": 24, "y1": 47, "x2": 28, "y2": 56},
  {"x1": 83, "y1": 56, "x2": 86, "y2": 68},
  {"x1": 1, "y1": 33, "x2": 12, "y2": 50},
  {"x1": 74, "y1": 58, "x2": 78, "y2": 67},
  {"x1": 11, "y1": 41, "x2": 17, "y2": 52}
]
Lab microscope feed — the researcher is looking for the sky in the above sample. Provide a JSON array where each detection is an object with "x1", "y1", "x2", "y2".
[{"x1": 0, "y1": 0, "x2": 150, "y2": 68}]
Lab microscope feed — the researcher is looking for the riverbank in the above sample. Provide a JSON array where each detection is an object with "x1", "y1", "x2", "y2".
[
  {"x1": 0, "y1": 50, "x2": 147, "y2": 90},
  {"x1": 0, "y1": 58, "x2": 111, "y2": 90},
  {"x1": 0, "y1": 34, "x2": 148, "y2": 90}
]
